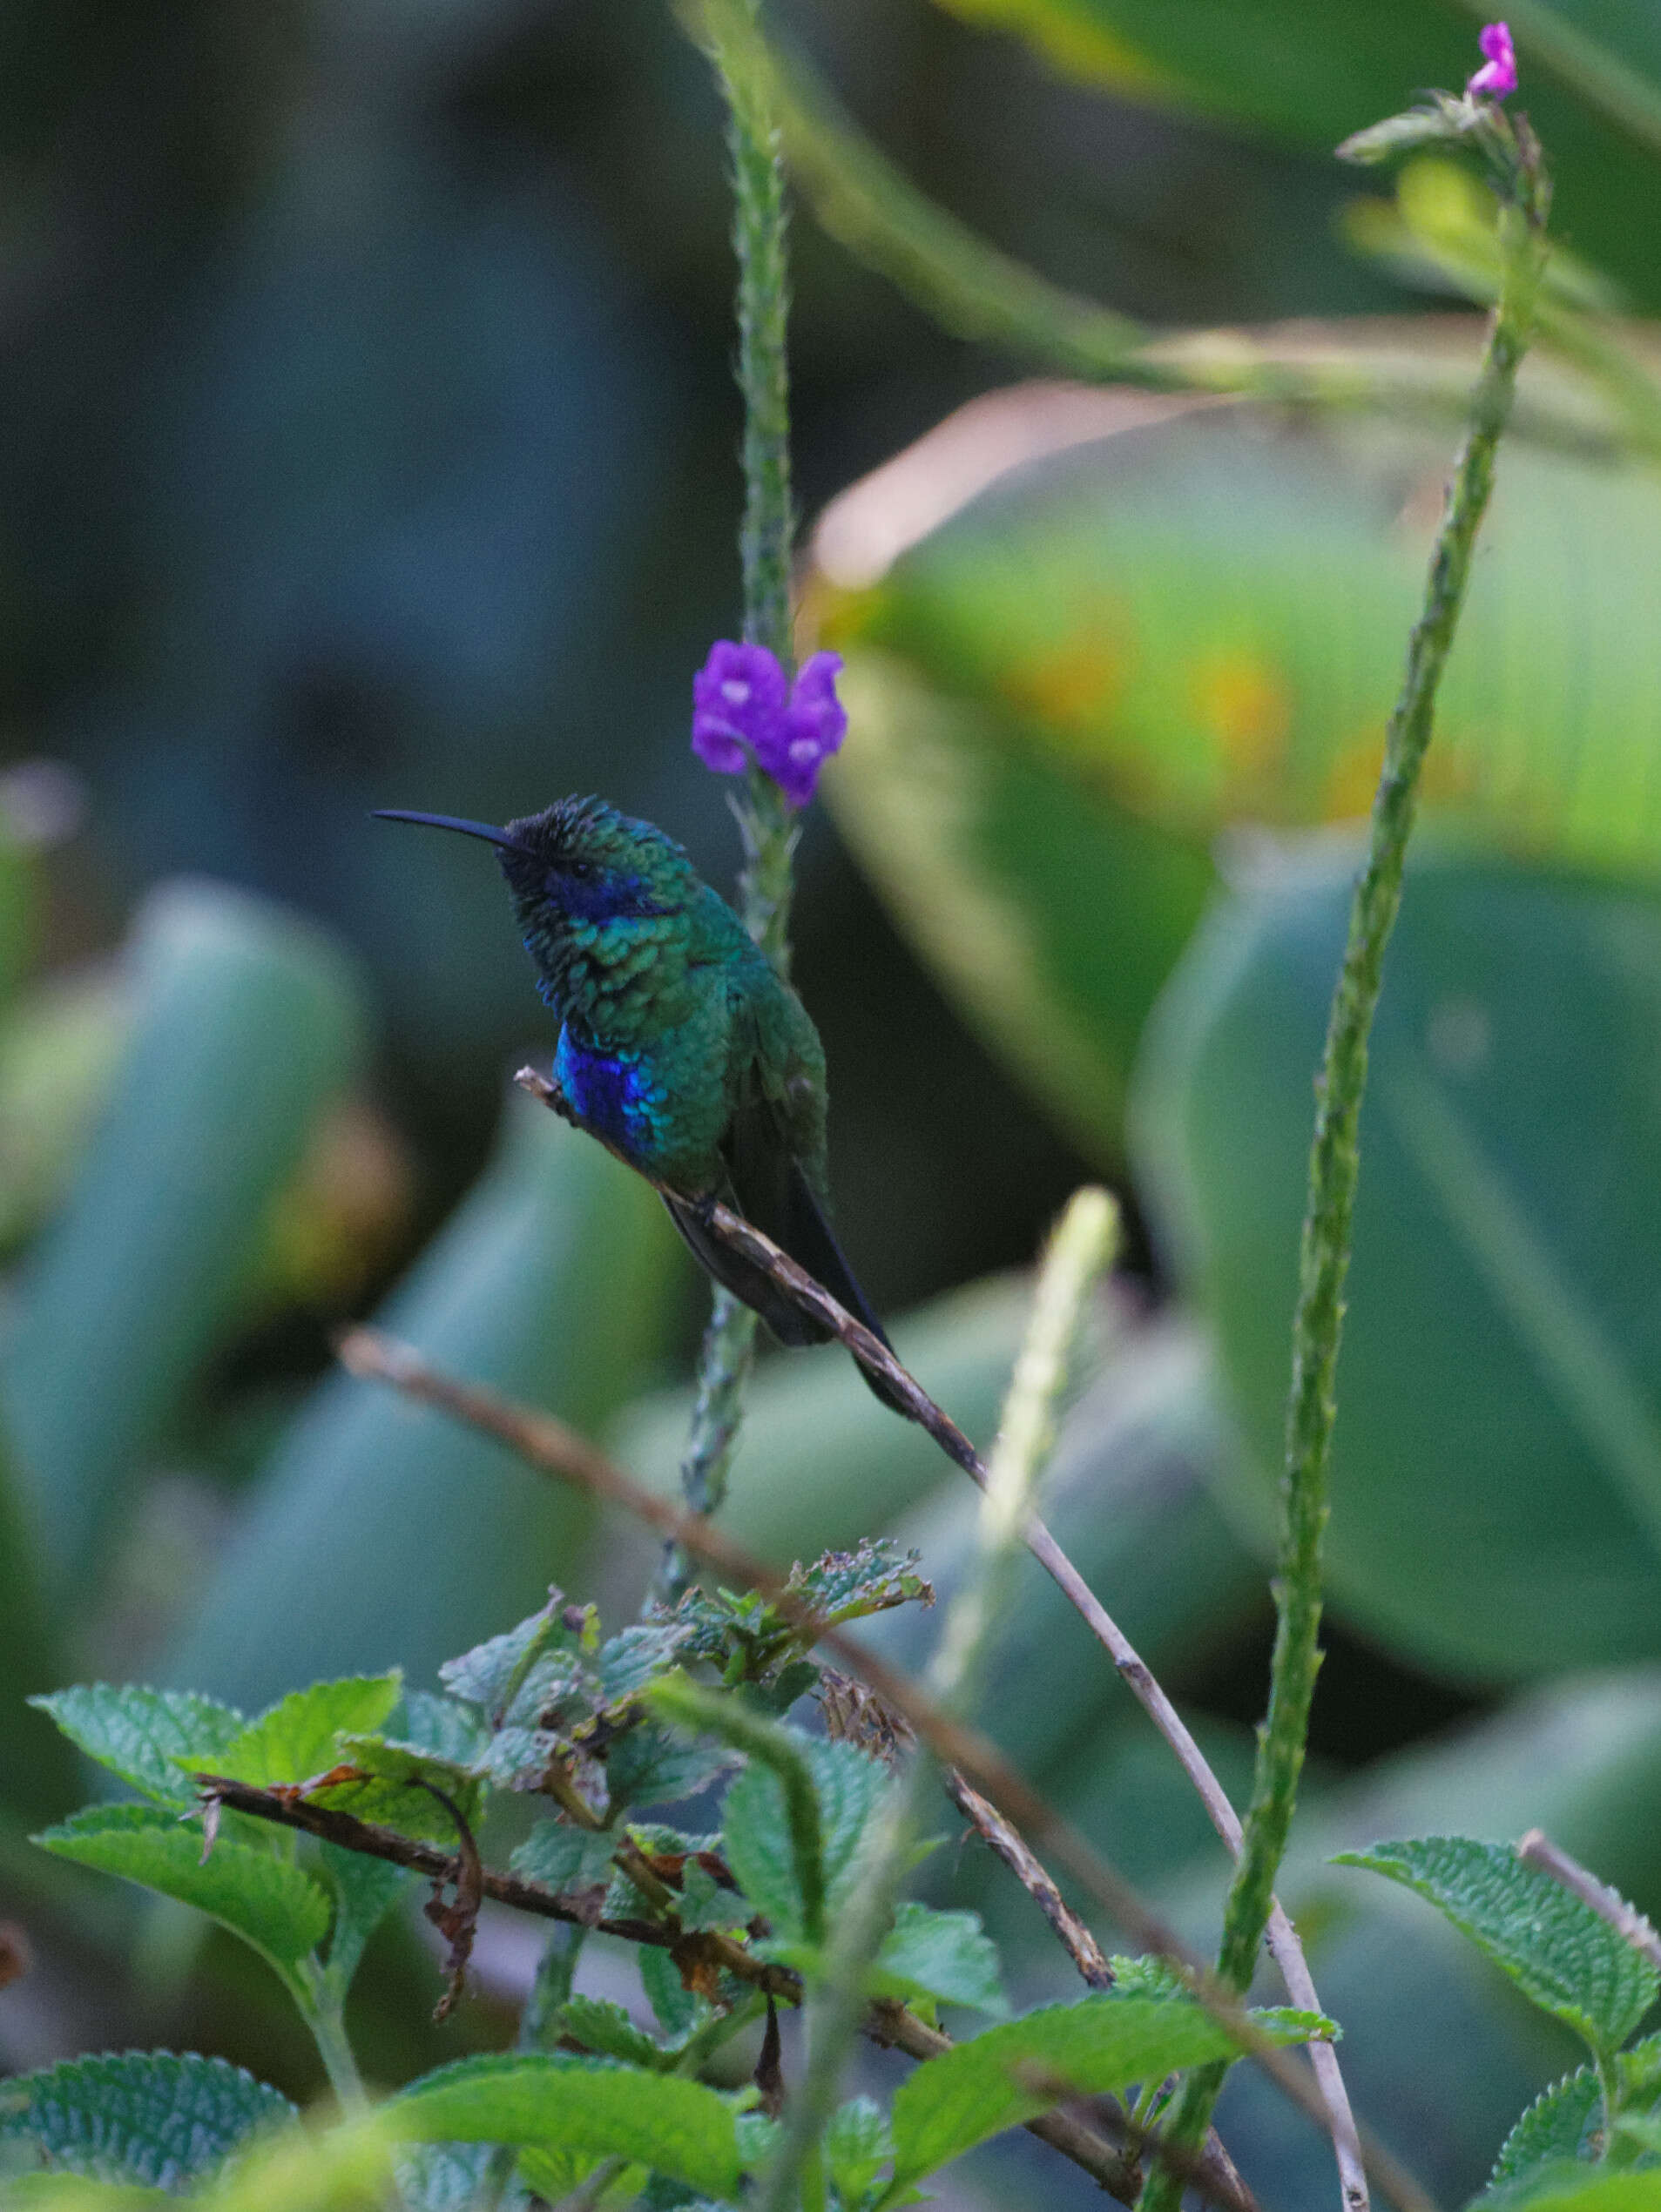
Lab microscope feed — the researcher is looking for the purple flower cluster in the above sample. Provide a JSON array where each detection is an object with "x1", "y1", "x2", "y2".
[
  {"x1": 1467, "y1": 20, "x2": 1516, "y2": 99},
  {"x1": 691, "y1": 641, "x2": 847, "y2": 809}
]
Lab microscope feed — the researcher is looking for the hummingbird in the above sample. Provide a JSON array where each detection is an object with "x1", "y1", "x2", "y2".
[{"x1": 375, "y1": 796, "x2": 900, "y2": 1399}]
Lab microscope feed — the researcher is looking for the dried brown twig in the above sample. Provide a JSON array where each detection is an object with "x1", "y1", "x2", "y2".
[{"x1": 336, "y1": 1322, "x2": 1430, "y2": 2212}]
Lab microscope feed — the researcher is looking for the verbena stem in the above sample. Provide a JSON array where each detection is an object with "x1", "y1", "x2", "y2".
[
  {"x1": 660, "y1": 0, "x2": 801, "y2": 1600},
  {"x1": 1138, "y1": 132, "x2": 1550, "y2": 2212}
]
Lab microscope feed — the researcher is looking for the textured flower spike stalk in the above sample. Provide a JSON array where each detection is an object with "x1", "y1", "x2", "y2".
[
  {"x1": 662, "y1": 0, "x2": 813, "y2": 1598},
  {"x1": 1141, "y1": 35, "x2": 1552, "y2": 2212}
]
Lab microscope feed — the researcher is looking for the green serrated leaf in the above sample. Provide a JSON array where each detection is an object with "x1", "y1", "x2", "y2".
[
  {"x1": 439, "y1": 1599, "x2": 573, "y2": 1722},
  {"x1": 872, "y1": 1904, "x2": 1008, "y2": 2017},
  {"x1": 888, "y1": 1993, "x2": 1325, "y2": 2190},
  {"x1": 825, "y1": 2096, "x2": 893, "y2": 2206},
  {"x1": 790, "y1": 1541, "x2": 933, "y2": 1623},
  {"x1": 317, "y1": 1735, "x2": 486, "y2": 1841},
  {"x1": 0, "y1": 2051, "x2": 296, "y2": 2190},
  {"x1": 391, "y1": 2054, "x2": 741, "y2": 2200},
  {"x1": 396, "y1": 1689, "x2": 494, "y2": 1765},
  {"x1": 599, "y1": 1624, "x2": 695, "y2": 1705},
  {"x1": 510, "y1": 1822, "x2": 618, "y2": 1892},
  {"x1": 33, "y1": 1805, "x2": 330, "y2": 1987},
  {"x1": 561, "y1": 1995, "x2": 668, "y2": 2069},
  {"x1": 1335, "y1": 1838, "x2": 1659, "y2": 2059},
  {"x1": 606, "y1": 1723, "x2": 734, "y2": 1816},
  {"x1": 30, "y1": 1686, "x2": 246, "y2": 1807},
  {"x1": 722, "y1": 1740, "x2": 888, "y2": 1938},
  {"x1": 204, "y1": 1675, "x2": 402, "y2": 1789},
  {"x1": 640, "y1": 1944, "x2": 712, "y2": 2042},
  {"x1": 1491, "y1": 2071, "x2": 1605, "y2": 2189},
  {"x1": 318, "y1": 1843, "x2": 412, "y2": 1993}
]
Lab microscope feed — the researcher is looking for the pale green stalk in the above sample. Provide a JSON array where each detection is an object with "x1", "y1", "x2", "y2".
[
  {"x1": 1138, "y1": 131, "x2": 1551, "y2": 2212},
  {"x1": 753, "y1": 1190, "x2": 1117, "y2": 2212},
  {"x1": 659, "y1": 0, "x2": 802, "y2": 1602}
]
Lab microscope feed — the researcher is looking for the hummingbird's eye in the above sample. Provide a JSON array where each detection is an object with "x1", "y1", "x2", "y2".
[{"x1": 567, "y1": 858, "x2": 593, "y2": 881}]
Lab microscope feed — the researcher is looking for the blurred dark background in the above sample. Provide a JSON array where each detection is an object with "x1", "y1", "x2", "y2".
[{"x1": 0, "y1": 0, "x2": 1408, "y2": 1321}]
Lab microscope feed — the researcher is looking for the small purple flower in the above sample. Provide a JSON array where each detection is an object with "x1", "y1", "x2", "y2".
[
  {"x1": 1467, "y1": 20, "x2": 1516, "y2": 99},
  {"x1": 691, "y1": 641, "x2": 847, "y2": 808}
]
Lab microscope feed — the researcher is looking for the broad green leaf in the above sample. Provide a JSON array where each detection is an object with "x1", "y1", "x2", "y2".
[
  {"x1": 3, "y1": 881, "x2": 365, "y2": 1593},
  {"x1": 887, "y1": 1993, "x2": 1328, "y2": 2189},
  {"x1": 1335, "y1": 1838, "x2": 1658, "y2": 2059},
  {"x1": 1132, "y1": 853, "x2": 1661, "y2": 1677},
  {"x1": 598, "y1": 1623, "x2": 695, "y2": 1704},
  {"x1": 440, "y1": 1595, "x2": 583, "y2": 1723},
  {"x1": 604, "y1": 1722, "x2": 734, "y2": 1816},
  {"x1": 1492, "y1": 2072, "x2": 1605, "y2": 2188},
  {"x1": 826, "y1": 2098, "x2": 895, "y2": 2209},
  {"x1": 871, "y1": 1903, "x2": 1009, "y2": 2017},
  {"x1": 0, "y1": 2052, "x2": 296, "y2": 2190},
  {"x1": 510, "y1": 1821, "x2": 618, "y2": 1892},
  {"x1": 391, "y1": 2054, "x2": 741, "y2": 2201},
  {"x1": 167, "y1": 1098, "x2": 677, "y2": 1710},
  {"x1": 34, "y1": 1804, "x2": 330, "y2": 1987},
  {"x1": 560, "y1": 1994, "x2": 668, "y2": 2069},
  {"x1": 204, "y1": 1674, "x2": 402, "y2": 1788},
  {"x1": 722, "y1": 1740, "x2": 888, "y2": 1937},
  {"x1": 29, "y1": 1686, "x2": 245, "y2": 1811}
]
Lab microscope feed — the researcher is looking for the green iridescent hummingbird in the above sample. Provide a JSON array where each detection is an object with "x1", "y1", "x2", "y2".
[{"x1": 374, "y1": 796, "x2": 895, "y2": 1392}]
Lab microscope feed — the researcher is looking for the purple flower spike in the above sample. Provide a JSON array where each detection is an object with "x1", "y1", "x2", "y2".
[
  {"x1": 691, "y1": 641, "x2": 847, "y2": 808},
  {"x1": 1467, "y1": 20, "x2": 1516, "y2": 99}
]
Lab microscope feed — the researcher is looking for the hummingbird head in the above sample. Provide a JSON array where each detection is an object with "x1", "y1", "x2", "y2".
[{"x1": 373, "y1": 794, "x2": 698, "y2": 1002}]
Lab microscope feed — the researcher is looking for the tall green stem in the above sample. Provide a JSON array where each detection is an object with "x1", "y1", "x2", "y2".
[
  {"x1": 1139, "y1": 138, "x2": 1550, "y2": 2212},
  {"x1": 658, "y1": 0, "x2": 801, "y2": 1604}
]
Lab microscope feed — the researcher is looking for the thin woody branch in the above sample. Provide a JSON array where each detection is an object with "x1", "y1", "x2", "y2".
[
  {"x1": 336, "y1": 1323, "x2": 1430, "y2": 2212},
  {"x1": 192, "y1": 1773, "x2": 1139, "y2": 2204},
  {"x1": 1517, "y1": 1829, "x2": 1661, "y2": 1971}
]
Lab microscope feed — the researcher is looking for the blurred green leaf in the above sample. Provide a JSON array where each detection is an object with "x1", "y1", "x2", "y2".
[
  {"x1": 921, "y1": 0, "x2": 1661, "y2": 308},
  {"x1": 33, "y1": 1804, "x2": 329, "y2": 1994},
  {"x1": 886, "y1": 1993, "x2": 1329, "y2": 2192},
  {"x1": 0, "y1": 2053, "x2": 295, "y2": 2194},
  {"x1": 1487, "y1": 2174, "x2": 1661, "y2": 2212},
  {"x1": 1131, "y1": 852, "x2": 1661, "y2": 1678},
  {"x1": 509, "y1": 1821, "x2": 618, "y2": 1892},
  {"x1": 165, "y1": 1096, "x2": 678, "y2": 1708},
  {"x1": 817, "y1": 398, "x2": 1661, "y2": 1159},
  {"x1": 721, "y1": 1738, "x2": 887, "y2": 1937},
  {"x1": 30, "y1": 1685, "x2": 246, "y2": 1808},
  {"x1": 2, "y1": 881, "x2": 366, "y2": 1594},
  {"x1": 390, "y1": 2054, "x2": 741, "y2": 2200},
  {"x1": 1335, "y1": 1837, "x2": 1658, "y2": 2060},
  {"x1": 315, "y1": 1841, "x2": 411, "y2": 1995},
  {"x1": 826, "y1": 2098, "x2": 894, "y2": 2209}
]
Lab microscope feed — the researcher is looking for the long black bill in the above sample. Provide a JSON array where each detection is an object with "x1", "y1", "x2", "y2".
[{"x1": 371, "y1": 808, "x2": 530, "y2": 855}]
